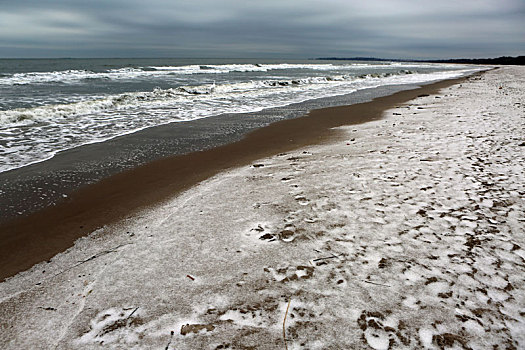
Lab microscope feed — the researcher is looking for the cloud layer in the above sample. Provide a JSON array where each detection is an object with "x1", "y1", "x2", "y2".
[{"x1": 1, "y1": 0, "x2": 524, "y2": 58}]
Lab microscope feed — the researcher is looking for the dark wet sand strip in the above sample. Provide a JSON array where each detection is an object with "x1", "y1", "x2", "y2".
[{"x1": 0, "y1": 76, "x2": 470, "y2": 281}]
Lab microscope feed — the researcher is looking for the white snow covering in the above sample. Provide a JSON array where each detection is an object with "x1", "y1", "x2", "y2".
[{"x1": 1, "y1": 66, "x2": 524, "y2": 349}]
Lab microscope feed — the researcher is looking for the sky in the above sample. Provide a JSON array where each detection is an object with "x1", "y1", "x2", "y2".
[{"x1": 0, "y1": 0, "x2": 524, "y2": 59}]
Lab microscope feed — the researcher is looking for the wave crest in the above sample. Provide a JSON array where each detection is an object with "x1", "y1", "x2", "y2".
[{"x1": 0, "y1": 63, "x2": 410, "y2": 86}]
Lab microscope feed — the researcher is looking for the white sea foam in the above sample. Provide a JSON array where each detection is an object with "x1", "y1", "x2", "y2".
[
  {"x1": 0, "y1": 67, "x2": 480, "y2": 172},
  {"x1": 148, "y1": 63, "x2": 354, "y2": 74},
  {"x1": 0, "y1": 64, "x2": 342, "y2": 85},
  {"x1": 0, "y1": 62, "x2": 446, "y2": 86},
  {"x1": 0, "y1": 68, "x2": 155, "y2": 85}
]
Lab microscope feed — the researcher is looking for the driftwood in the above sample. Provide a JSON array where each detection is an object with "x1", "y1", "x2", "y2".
[{"x1": 283, "y1": 299, "x2": 292, "y2": 350}]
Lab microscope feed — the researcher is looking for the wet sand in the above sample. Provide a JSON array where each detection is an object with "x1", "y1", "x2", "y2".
[{"x1": 0, "y1": 76, "x2": 470, "y2": 281}]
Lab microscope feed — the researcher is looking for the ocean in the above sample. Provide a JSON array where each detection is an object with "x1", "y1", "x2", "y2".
[{"x1": 0, "y1": 58, "x2": 478, "y2": 174}]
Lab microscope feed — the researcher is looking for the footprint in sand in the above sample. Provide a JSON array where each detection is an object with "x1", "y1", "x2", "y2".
[
  {"x1": 215, "y1": 298, "x2": 280, "y2": 329},
  {"x1": 281, "y1": 176, "x2": 294, "y2": 183},
  {"x1": 294, "y1": 195, "x2": 310, "y2": 206},
  {"x1": 250, "y1": 223, "x2": 301, "y2": 243},
  {"x1": 248, "y1": 224, "x2": 278, "y2": 242},
  {"x1": 264, "y1": 265, "x2": 314, "y2": 283},
  {"x1": 258, "y1": 233, "x2": 277, "y2": 242},
  {"x1": 278, "y1": 229, "x2": 295, "y2": 242},
  {"x1": 357, "y1": 311, "x2": 412, "y2": 349},
  {"x1": 77, "y1": 307, "x2": 142, "y2": 344}
]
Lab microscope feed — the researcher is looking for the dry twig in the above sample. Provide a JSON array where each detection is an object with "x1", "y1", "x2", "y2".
[
  {"x1": 363, "y1": 280, "x2": 391, "y2": 287},
  {"x1": 165, "y1": 331, "x2": 174, "y2": 350},
  {"x1": 53, "y1": 243, "x2": 131, "y2": 278},
  {"x1": 312, "y1": 255, "x2": 338, "y2": 262},
  {"x1": 127, "y1": 307, "x2": 139, "y2": 319},
  {"x1": 283, "y1": 299, "x2": 292, "y2": 350}
]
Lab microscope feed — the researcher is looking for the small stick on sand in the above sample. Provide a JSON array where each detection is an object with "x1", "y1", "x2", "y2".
[
  {"x1": 127, "y1": 307, "x2": 139, "y2": 319},
  {"x1": 312, "y1": 255, "x2": 338, "y2": 262},
  {"x1": 283, "y1": 299, "x2": 292, "y2": 350},
  {"x1": 164, "y1": 330, "x2": 174, "y2": 350},
  {"x1": 363, "y1": 280, "x2": 391, "y2": 287},
  {"x1": 52, "y1": 243, "x2": 131, "y2": 278}
]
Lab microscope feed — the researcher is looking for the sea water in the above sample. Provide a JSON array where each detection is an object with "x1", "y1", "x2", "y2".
[{"x1": 0, "y1": 58, "x2": 479, "y2": 173}]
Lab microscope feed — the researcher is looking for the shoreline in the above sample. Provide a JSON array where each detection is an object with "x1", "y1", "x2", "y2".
[
  {"x1": 0, "y1": 75, "x2": 473, "y2": 281},
  {"x1": 0, "y1": 79, "x2": 462, "y2": 224}
]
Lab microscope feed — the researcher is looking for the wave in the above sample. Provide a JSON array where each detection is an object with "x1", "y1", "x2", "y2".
[
  {"x1": 0, "y1": 67, "x2": 481, "y2": 173},
  {"x1": 0, "y1": 62, "x2": 408, "y2": 86},
  {"x1": 147, "y1": 63, "x2": 351, "y2": 74},
  {"x1": 0, "y1": 68, "x2": 151, "y2": 86},
  {"x1": 0, "y1": 70, "x2": 423, "y2": 127}
]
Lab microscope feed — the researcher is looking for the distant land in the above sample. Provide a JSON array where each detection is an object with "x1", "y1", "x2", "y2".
[{"x1": 316, "y1": 56, "x2": 525, "y2": 65}]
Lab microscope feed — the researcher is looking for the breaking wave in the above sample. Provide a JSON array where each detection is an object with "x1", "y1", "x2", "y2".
[
  {"x1": 0, "y1": 66, "x2": 479, "y2": 173},
  {"x1": 0, "y1": 70, "x2": 420, "y2": 126},
  {"x1": 0, "y1": 62, "x2": 411, "y2": 86}
]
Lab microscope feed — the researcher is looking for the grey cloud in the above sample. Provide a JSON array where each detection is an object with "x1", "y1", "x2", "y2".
[{"x1": 0, "y1": 0, "x2": 524, "y2": 58}]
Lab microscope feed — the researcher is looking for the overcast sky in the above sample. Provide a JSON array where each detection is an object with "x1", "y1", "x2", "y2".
[{"x1": 1, "y1": 0, "x2": 524, "y2": 59}]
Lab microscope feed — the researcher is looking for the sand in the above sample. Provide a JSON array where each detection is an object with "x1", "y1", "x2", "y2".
[
  {"x1": 0, "y1": 77, "x2": 468, "y2": 281},
  {"x1": 1, "y1": 66, "x2": 524, "y2": 349}
]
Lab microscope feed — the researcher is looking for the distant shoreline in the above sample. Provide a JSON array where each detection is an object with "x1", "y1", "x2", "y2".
[{"x1": 316, "y1": 55, "x2": 525, "y2": 65}]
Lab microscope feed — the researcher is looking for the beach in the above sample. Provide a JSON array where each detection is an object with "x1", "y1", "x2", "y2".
[
  {"x1": 1, "y1": 66, "x2": 524, "y2": 349},
  {"x1": 0, "y1": 66, "x2": 473, "y2": 281}
]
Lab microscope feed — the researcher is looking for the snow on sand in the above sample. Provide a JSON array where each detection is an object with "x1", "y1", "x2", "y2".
[{"x1": 1, "y1": 66, "x2": 524, "y2": 349}]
